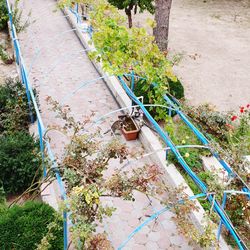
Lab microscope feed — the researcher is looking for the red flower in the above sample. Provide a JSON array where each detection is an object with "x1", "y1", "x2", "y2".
[
  {"x1": 247, "y1": 104, "x2": 250, "y2": 108},
  {"x1": 240, "y1": 108, "x2": 244, "y2": 113},
  {"x1": 231, "y1": 116, "x2": 238, "y2": 121}
]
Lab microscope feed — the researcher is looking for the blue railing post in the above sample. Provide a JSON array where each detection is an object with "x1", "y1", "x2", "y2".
[
  {"x1": 20, "y1": 65, "x2": 34, "y2": 123},
  {"x1": 63, "y1": 211, "x2": 68, "y2": 250},
  {"x1": 38, "y1": 121, "x2": 46, "y2": 177}
]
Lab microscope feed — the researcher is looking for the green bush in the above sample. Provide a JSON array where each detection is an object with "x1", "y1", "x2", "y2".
[
  {"x1": 0, "y1": 0, "x2": 8, "y2": 31},
  {"x1": 133, "y1": 78, "x2": 184, "y2": 118},
  {"x1": 0, "y1": 78, "x2": 37, "y2": 134},
  {"x1": 133, "y1": 78, "x2": 184, "y2": 101},
  {"x1": 0, "y1": 131, "x2": 42, "y2": 194},
  {"x1": 168, "y1": 78, "x2": 184, "y2": 100},
  {"x1": 0, "y1": 201, "x2": 63, "y2": 250},
  {"x1": 0, "y1": 44, "x2": 14, "y2": 64}
]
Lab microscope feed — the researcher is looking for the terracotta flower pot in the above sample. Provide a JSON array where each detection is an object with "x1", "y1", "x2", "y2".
[{"x1": 121, "y1": 116, "x2": 140, "y2": 141}]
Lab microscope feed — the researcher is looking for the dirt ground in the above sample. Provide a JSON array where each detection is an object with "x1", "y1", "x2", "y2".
[{"x1": 125, "y1": 0, "x2": 250, "y2": 112}]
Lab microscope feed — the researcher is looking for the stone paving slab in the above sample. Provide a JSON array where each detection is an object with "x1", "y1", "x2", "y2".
[{"x1": 16, "y1": 0, "x2": 198, "y2": 249}]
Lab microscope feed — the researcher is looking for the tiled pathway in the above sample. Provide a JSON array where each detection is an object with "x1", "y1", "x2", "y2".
[{"x1": 17, "y1": 0, "x2": 197, "y2": 249}]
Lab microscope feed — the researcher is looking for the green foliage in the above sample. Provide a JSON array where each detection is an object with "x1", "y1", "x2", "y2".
[
  {"x1": 108, "y1": 0, "x2": 154, "y2": 13},
  {"x1": 0, "y1": 0, "x2": 29, "y2": 33},
  {"x1": 88, "y1": 0, "x2": 176, "y2": 120},
  {"x1": 89, "y1": 1, "x2": 175, "y2": 79},
  {"x1": 107, "y1": 0, "x2": 154, "y2": 27},
  {"x1": 185, "y1": 103, "x2": 231, "y2": 141},
  {"x1": 168, "y1": 77, "x2": 184, "y2": 100},
  {"x1": 0, "y1": 0, "x2": 8, "y2": 31},
  {"x1": 0, "y1": 78, "x2": 37, "y2": 134},
  {"x1": 183, "y1": 174, "x2": 211, "y2": 211},
  {"x1": 0, "y1": 78, "x2": 41, "y2": 195},
  {"x1": 165, "y1": 110, "x2": 250, "y2": 247},
  {"x1": 225, "y1": 193, "x2": 250, "y2": 249},
  {"x1": 11, "y1": 0, "x2": 30, "y2": 34},
  {"x1": 0, "y1": 181, "x2": 6, "y2": 204},
  {"x1": 0, "y1": 44, "x2": 14, "y2": 64},
  {"x1": 133, "y1": 77, "x2": 184, "y2": 119},
  {"x1": 0, "y1": 201, "x2": 63, "y2": 250},
  {"x1": 0, "y1": 131, "x2": 42, "y2": 194},
  {"x1": 59, "y1": 0, "x2": 177, "y2": 120}
]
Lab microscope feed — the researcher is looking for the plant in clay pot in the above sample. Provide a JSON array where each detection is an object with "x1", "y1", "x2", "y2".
[{"x1": 119, "y1": 114, "x2": 141, "y2": 141}]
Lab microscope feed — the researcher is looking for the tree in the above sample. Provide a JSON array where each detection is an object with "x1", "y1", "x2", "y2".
[
  {"x1": 153, "y1": 0, "x2": 172, "y2": 51},
  {"x1": 107, "y1": 0, "x2": 154, "y2": 28}
]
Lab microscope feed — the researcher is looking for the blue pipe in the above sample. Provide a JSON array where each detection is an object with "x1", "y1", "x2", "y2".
[
  {"x1": 130, "y1": 71, "x2": 135, "y2": 92},
  {"x1": 118, "y1": 193, "x2": 207, "y2": 249},
  {"x1": 38, "y1": 121, "x2": 46, "y2": 177},
  {"x1": 217, "y1": 192, "x2": 227, "y2": 240}
]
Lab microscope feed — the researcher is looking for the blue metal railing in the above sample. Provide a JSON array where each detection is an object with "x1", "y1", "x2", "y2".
[{"x1": 5, "y1": 1, "x2": 68, "y2": 249}]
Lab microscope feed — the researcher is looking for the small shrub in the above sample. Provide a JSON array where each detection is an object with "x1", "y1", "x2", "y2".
[
  {"x1": 0, "y1": 78, "x2": 37, "y2": 133},
  {"x1": 0, "y1": 201, "x2": 63, "y2": 250},
  {"x1": 11, "y1": 0, "x2": 30, "y2": 34},
  {"x1": 0, "y1": 181, "x2": 5, "y2": 204},
  {"x1": 133, "y1": 78, "x2": 184, "y2": 119},
  {"x1": 0, "y1": 0, "x2": 30, "y2": 33},
  {"x1": 168, "y1": 78, "x2": 184, "y2": 100},
  {"x1": 185, "y1": 103, "x2": 230, "y2": 141},
  {"x1": 0, "y1": 131, "x2": 42, "y2": 194},
  {"x1": 0, "y1": 44, "x2": 14, "y2": 64},
  {"x1": 0, "y1": 0, "x2": 8, "y2": 31}
]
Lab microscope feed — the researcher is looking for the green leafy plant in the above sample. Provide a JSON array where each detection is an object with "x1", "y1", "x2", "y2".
[
  {"x1": 0, "y1": 131, "x2": 42, "y2": 195},
  {"x1": 224, "y1": 193, "x2": 250, "y2": 248},
  {"x1": 0, "y1": 181, "x2": 6, "y2": 205},
  {"x1": 107, "y1": 0, "x2": 154, "y2": 28},
  {"x1": 59, "y1": 0, "x2": 177, "y2": 120},
  {"x1": 166, "y1": 106, "x2": 250, "y2": 247},
  {"x1": 185, "y1": 103, "x2": 231, "y2": 141},
  {"x1": 0, "y1": 0, "x2": 8, "y2": 31},
  {"x1": 133, "y1": 77, "x2": 184, "y2": 120},
  {"x1": 0, "y1": 78, "x2": 37, "y2": 134},
  {"x1": 11, "y1": 0, "x2": 31, "y2": 34},
  {"x1": 0, "y1": 201, "x2": 63, "y2": 250},
  {"x1": 0, "y1": 44, "x2": 14, "y2": 64},
  {"x1": 0, "y1": 0, "x2": 30, "y2": 33}
]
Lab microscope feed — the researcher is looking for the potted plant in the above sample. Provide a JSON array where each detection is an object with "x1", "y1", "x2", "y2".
[{"x1": 119, "y1": 115, "x2": 140, "y2": 141}]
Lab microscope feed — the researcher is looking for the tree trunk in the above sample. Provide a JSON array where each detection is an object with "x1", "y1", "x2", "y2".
[
  {"x1": 125, "y1": 4, "x2": 134, "y2": 28},
  {"x1": 153, "y1": 0, "x2": 172, "y2": 51}
]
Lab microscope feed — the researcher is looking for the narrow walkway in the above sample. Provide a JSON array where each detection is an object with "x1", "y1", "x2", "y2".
[{"x1": 18, "y1": 0, "x2": 195, "y2": 249}]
